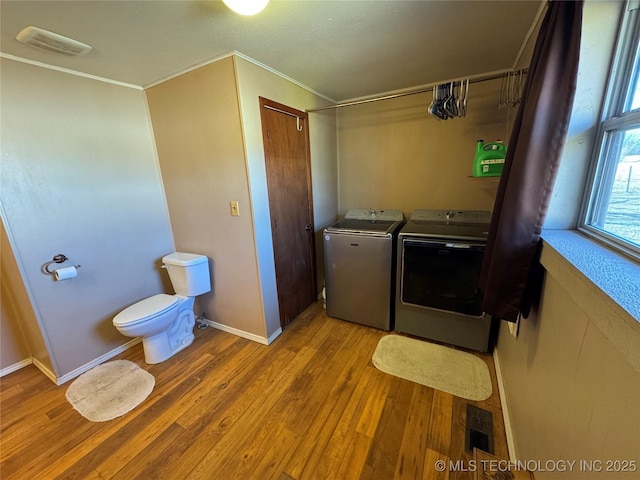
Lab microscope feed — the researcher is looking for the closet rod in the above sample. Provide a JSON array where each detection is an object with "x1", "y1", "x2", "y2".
[
  {"x1": 263, "y1": 104, "x2": 305, "y2": 131},
  {"x1": 305, "y1": 69, "x2": 527, "y2": 113}
]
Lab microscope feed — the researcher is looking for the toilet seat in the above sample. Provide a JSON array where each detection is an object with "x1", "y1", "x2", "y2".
[{"x1": 113, "y1": 294, "x2": 180, "y2": 327}]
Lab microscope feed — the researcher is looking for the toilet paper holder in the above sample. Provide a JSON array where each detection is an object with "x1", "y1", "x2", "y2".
[{"x1": 43, "y1": 254, "x2": 81, "y2": 275}]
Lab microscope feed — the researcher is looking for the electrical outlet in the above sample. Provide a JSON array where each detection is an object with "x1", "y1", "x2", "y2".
[{"x1": 230, "y1": 201, "x2": 240, "y2": 216}]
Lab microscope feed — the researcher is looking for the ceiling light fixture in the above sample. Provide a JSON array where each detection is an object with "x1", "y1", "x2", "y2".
[{"x1": 222, "y1": 0, "x2": 269, "y2": 16}]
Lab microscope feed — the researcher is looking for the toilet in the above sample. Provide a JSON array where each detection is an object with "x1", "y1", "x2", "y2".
[{"x1": 113, "y1": 252, "x2": 211, "y2": 364}]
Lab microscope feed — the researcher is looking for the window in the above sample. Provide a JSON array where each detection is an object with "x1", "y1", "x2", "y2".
[{"x1": 581, "y1": 1, "x2": 640, "y2": 260}]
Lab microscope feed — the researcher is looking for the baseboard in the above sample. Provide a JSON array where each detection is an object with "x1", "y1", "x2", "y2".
[
  {"x1": 15, "y1": 324, "x2": 279, "y2": 385},
  {"x1": 0, "y1": 357, "x2": 33, "y2": 377},
  {"x1": 266, "y1": 327, "x2": 283, "y2": 344},
  {"x1": 32, "y1": 357, "x2": 58, "y2": 384},
  {"x1": 54, "y1": 338, "x2": 142, "y2": 385},
  {"x1": 200, "y1": 319, "x2": 281, "y2": 345},
  {"x1": 493, "y1": 347, "x2": 517, "y2": 461}
]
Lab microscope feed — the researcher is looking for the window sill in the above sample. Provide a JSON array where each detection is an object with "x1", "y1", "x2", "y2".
[{"x1": 540, "y1": 229, "x2": 640, "y2": 373}]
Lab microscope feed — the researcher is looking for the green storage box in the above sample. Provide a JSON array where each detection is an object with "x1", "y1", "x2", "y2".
[{"x1": 473, "y1": 140, "x2": 507, "y2": 177}]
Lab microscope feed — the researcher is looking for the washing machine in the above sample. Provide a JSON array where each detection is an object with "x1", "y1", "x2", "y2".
[{"x1": 323, "y1": 209, "x2": 404, "y2": 330}]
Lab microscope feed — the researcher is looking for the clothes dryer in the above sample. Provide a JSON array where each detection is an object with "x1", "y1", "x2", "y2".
[{"x1": 395, "y1": 209, "x2": 494, "y2": 351}]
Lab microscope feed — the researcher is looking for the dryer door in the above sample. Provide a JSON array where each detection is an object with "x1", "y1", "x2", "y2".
[{"x1": 400, "y1": 238, "x2": 485, "y2": 317}]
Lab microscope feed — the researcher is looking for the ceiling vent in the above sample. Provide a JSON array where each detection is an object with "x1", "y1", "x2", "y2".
[{"x1": 16, "y1": 26, "x2": 92, "y2": 57}]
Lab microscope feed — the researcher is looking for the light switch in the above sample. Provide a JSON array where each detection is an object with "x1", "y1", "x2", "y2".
[{"x1": 230, "y1": 201, "x2": 240, "y2": 216}]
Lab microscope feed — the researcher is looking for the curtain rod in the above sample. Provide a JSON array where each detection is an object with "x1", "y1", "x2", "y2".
[{"x1": 305, "y1": 69, "x2": 528, "y2": 113}]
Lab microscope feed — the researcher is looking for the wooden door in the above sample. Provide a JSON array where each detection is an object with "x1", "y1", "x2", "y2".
[{"x1": 259, "y1": 97, "x2": 317, "y2": 328}]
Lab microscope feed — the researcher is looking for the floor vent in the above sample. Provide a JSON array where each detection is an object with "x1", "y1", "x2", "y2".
[{"x1": 465, "y1": 404, "x2": 494, "y2": 454}]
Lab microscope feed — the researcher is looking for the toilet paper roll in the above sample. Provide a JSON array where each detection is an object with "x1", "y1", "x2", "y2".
[{"x1": 54, "y1": 266, "x2": 77, "y2": 281}]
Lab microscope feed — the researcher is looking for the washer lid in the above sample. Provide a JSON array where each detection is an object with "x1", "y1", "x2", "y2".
[
  {"x1": 326, "y1": 218, "x2": 400, "y2": 235},
  {"x1": 113, "y1": 294, "x2": 179, "y2": 326}
]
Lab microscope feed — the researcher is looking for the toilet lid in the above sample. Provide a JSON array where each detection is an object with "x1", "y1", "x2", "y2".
[{"x1": 113, "y1": 294, "x2": 179, "y2": 326}]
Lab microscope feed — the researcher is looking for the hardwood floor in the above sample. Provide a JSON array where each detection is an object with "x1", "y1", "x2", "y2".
[{"x1": 0, "y1": 302, "x2": 508, "y2": 479}]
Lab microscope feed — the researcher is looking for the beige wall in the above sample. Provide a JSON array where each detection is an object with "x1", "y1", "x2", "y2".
[
  {"x1": 146, "y1": 56, "x2": 267, "y2": 339},
  {"x1": 234, "y1": 55, "x2": 338, "y2": 336},
  {"x1": 336, "y1": 78, "x2": 507, "y2": 215},
  {"x1": 0, "y1": 58, "x2": 174, "y2": 381},
  {"x1": 495, "y1": 244, "x2": 640, "y2": 478},
  {"x1": 1, "y1": 220, "x2": 36, "y2": 371},
  {"x1": 0, "y1": 292, "x2": 30, "y2": 371}
]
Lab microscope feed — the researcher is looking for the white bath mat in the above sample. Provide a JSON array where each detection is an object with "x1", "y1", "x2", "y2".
[
  {"x1": 372, "y1": 335, "x2": 492, "y2": 401},
  {"x1": 66, "y1": 360, "x2": 155, "y2": 422}
]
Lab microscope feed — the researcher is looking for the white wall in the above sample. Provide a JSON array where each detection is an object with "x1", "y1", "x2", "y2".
[
  {"x1": 0, "y1": 58, "x2": 174, "y2": 381},
  {"x1": 234, "y1": 55, "x2": 338, "y2": 338}
]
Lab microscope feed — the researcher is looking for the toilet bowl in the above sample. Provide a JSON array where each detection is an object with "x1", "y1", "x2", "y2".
[{"x1": 113, "y1": 253, "x2": 210, "y2": 364}]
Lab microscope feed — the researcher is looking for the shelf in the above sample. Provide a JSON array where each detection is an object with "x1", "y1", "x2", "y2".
[{"x1": 468, "y1": 176, "x2": 501, "y2": 182}]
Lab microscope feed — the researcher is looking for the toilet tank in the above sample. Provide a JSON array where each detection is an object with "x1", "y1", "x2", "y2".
[{"x1": 162, "y1": 253, "x2": 211, "y2": 296}]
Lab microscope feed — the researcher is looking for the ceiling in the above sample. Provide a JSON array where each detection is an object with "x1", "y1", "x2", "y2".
[{"x1": 0, "y1": 0, "x2": 543, "y2": 102}]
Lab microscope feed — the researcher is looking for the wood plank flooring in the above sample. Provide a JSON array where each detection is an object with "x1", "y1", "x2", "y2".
[{"x1": 0, "y1": 302, "x2": 509, "y2": 479}]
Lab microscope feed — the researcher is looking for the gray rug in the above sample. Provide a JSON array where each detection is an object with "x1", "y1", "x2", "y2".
[
  {"x1": 372, "y1": 335, "x2": 492, "y2": 401},
  {"x1": 66, "y1": 360, "x2": 155, "y2": 422}
]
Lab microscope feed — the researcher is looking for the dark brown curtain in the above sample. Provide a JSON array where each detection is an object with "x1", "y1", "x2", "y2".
[{"x1": 479, "y1": 0, "x2": 584, "y2": 322}]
